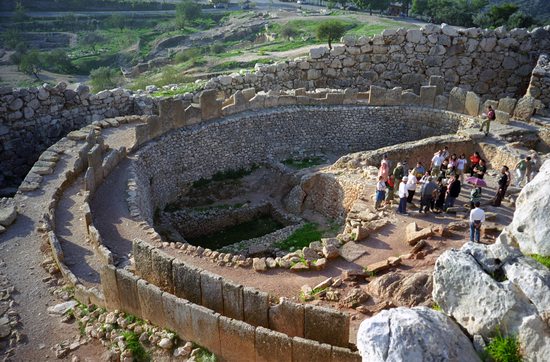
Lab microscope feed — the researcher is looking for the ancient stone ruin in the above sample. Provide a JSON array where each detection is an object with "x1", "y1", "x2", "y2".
[{"x1": 0, "y1": 23, "x2": 549, "y2": 361}]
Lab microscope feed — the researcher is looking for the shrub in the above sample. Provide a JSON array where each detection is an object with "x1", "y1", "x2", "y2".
[
  {"x1": 89, "y1": 66, "x2": 121, "y2": 92},
  {"x1": 316, "y1": 20, "x2": 347, "y2": 49},
  {"x1": 530, "y1": 254, "x2": 550, "y2": 269},
  {"x1": 485, "y1": 332, "x2": 522, "y2": 362}
]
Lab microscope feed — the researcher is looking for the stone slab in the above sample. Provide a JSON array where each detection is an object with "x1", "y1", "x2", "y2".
[
  {"x1": 115, "y1": 268, "x2": 141, "y2": 317},
  {"x1": 243, "y1": 287, "x2": 269, "y2": 328},
  {"x1": 100, "y1": 265, "x2": 121, "y2": 310},
  {"x1": 268, "y1": 298, "x2": 304, "y2": 337},
  {"x1": 255, "y1": 327, "x2": 292, "y2": 362},
  {"x1": 219, "y1": 316, "x2": 255, "y2": 362},
  {"x1": 304, "y1": 304, "x2": 349, "y2": 347},
  {"x1": 200, "y1": 270, "x2": 224, "y2": 314},
  {"x1": 339, "y1": 241, "x2": 368, "y2": 262},
  {"x1": 331, "y1": 346, "x2": 361, "y2": 362},
  {"x1": 137, "y1": 279, "x2": 166, "y2": 327},
  {"x1": 189, "y1": 303, "x2": 221, "y2": 355},
  {"x1": 172, "y1": 259, "x2": 202, "y2": 304},
  {"x1": 292, "y1": 337, "x2": 332, "y2": 362},
  {"x1": 151, "y1": 248, "x2": 174, "y2": 293},
  {"x1": 132, "y1": 239, "x2": 153, "y2": 280},
  {"x1": 162, "y1": 293, "x2": 194, "y2": 342},
  {"x1": 222, "y1": 281, "x2": 244, "y2": 321}
]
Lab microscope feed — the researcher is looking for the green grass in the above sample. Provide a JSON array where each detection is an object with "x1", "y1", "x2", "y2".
[
  {"x1": 256, "y1": 39, "x2": 320, "y2": 52},
  {"x1": 187, "y1": 216, "x2": 284, "y2": 251},
  {"x1": 485, "y1": 333, "x2": 522, "y2": 362},
  {"x1": 122, "y1": 331, "x2": 150, "y2": 362},
  {"x1": 275, "y1": 223, "x2": 323, "y2": 251},
  {"x1": 431, "y1": 303, "x2": 443, "y2": 312},
  {"x1": 346, "y1": 19, "x2": 418, "y2": 36},
  {"x1": 195, "y1": 347, "x2": 217, "y2": 362},
  {"x1": 282, "y1": 156, "x2": 326, "y2": 170},
  {"x1": 150, "y1": 80, "x2": 206, "y2": 97},
  {"x1": 209, "y1": 59, "x2": 274, "y2": 72},
  {"x1": 530, "y1": 254, "x2": 550, "y2": 269}
]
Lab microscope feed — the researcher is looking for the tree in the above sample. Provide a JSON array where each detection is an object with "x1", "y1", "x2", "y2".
[
  {"x1": 316, "y1": 20, "x2": 346, "y2": 49},
  {"x1": 175, "y1": 0, "x2": 202, "y2": 29},
  {"x1": 89, "y1": 67, "x2": 120, "y2": 92},
  {"x1": 106, "y1": 14, "x2": 126, "y2": 31},
  {"x1": 351, "y1": 0, "x2": 390, "y2": 15},
  {"x1": 1, "y1": 29, "x2": 22, "y2": 49},
  {"x1": 280, "y1": 23, "x2": 299, "y2": 39},
  {"x1": 80, "y1": 32, "x2": 105, "y2": 53},
  {"x1": 411, "y1": 0, "x2": 429, "y2": 16},
  {"x1": 473, "y1": 3, "x2": 535, "y2": 29},
  {"x1": 14, "y1": 1, "x2": 28, "y2": 23},
  {"x1": 19, "y1": 50, "x2": 43, "y2": 81}
]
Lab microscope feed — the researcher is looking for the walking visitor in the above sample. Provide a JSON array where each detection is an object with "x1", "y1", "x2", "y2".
[{"x1": 469, "y1": 201, "x2": 485, "y2": 242}]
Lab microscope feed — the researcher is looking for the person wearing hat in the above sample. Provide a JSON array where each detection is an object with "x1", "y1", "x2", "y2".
[{"x1": 397, "y1": 176, "x2": 409, "y2": 215}]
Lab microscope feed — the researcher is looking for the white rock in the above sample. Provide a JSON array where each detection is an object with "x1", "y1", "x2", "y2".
[
  {"x1": 47, "y1": 301, "x2": 78, "y2": 316},
  {"x1": 0, "y1": 205, "x2": 17, "y2": 227},
  {"x1": 158, "y1": 337, "x2": 173, "y2": 349},
  {"x1": 309, "y1": 47, "x2": 327, "y2": 59},
  {"x1": 357, "y1": 307, "x2": 480, "y2": 362},
  {"x1": 508, "y1": 160, "x2": 550, "y2": 256}
]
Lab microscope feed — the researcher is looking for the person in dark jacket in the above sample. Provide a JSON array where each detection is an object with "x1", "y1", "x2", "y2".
[
  {"x1": 444, "y1": 175, "x2": 461, "y2": 210},
  {"x1": 434, "y1": 179, "x2": 447, "y2": 212},
  {"x1": 492, "y1": 166, "x2": 509, "y2": 207},
  {"x1": 419, "y1": 177, "x2": 437, "y2": 213}
]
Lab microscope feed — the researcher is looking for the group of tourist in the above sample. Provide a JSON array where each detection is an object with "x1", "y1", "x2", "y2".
[{"x1": 374, "y1": 146, "x2": 541, "y2": 242}]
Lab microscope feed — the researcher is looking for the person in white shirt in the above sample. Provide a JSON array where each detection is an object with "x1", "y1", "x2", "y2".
[
  {"x1": 375, "y1": 176, "x2": 387, "y2": 209},
  {"x1": 431, "y1": 151, "x2": 444, "y2": 177},
  {"x1": 397, "y1": 176, "x2": 409, "y2": 214},
  {"x1": 456, "y1": 153, "x2": 468, "y2": 182},
  {"x1": 406, "y1": 170, "x2": 418, "y2": 204},
  {"x1": 469, "y1": 201, "x2": 485, "y2": 242}
]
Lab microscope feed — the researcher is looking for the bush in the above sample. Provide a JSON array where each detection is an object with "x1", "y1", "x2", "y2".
[
  {"x1": 530, "y1": 254, "x2": 550, "y2": 269},
  {"x1": 280, "y1": 23, "x2": 299, "y2": 39},
  {"x1": 89, "y1": 66, "x2": 121, "y2": 92},
  {"x1": 485, "y1": 332, "x2": 522, "y2": 362},
  {"x1": 316, "y1": 20, "x2": 347, "y2": 49}
]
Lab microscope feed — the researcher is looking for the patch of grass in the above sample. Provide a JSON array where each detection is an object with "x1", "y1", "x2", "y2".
[
  {"x1": 194, "y1": 346, "x2": 217, "y2": 362},
  {"x1": 192, "y1": 166, "x2": 258, "y2": 189},
  {"x1": 275, "y1": 223, "x2": 323, "y2": 251},
  {"x1": 210, "y1": 59, "x2": 274, "y2": 72},
  {"x1": 530, "y1": 254, "x2": 550, "y2": 269},
  {"x1": 485, "y1": 332, "x2": 522, "y2": 362},
  {"x1": 282, "y1": 156, "x2": 326, "y2": 170},
  {"x1": 346, "y1": 19, "x2": 419, "y2": 37},
  {"x1": 431, "y1": 303, "x2": 443, "y2": 312},
  {"x1": 150, "y1": 80, "x2": 207, "y2": 97},
  {"x1": 122, "y1": 331, "x2": 150, "y2": 362}
]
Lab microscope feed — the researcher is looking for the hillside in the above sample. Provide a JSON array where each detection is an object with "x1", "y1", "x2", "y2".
[{"x1": 490, "y1": 0, "x2": 550, "y2": 23}]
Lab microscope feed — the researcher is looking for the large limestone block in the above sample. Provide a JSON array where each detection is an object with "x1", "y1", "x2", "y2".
[
  {"x1": 419, "y1": 86, "x2": 436, "y2": 107},
  {"x1": 0, "y1": 205, "x2": 17, "y2": 227},
  {"x1": 509, "y1": 160, "x2": 550, "y2": 256},
  {"x1": 369, "y1": 86, "x2": 387, "y2": 106},
  {"x1": 465, "y1": 91, "x2": 481, "y2": 116},
  {"x1": 115, "y1": 268, "x2": 142, "y2": 317},
  {"x1": 162, "y1": 294, "x2": 194, "y2": 342},
  {"x1": 255, "y1": 327, "x2": 292, "y2": 362},
  {"x1": 200, "y1": 270, "x2": 224, "y2": 314},
  {"x1": 292, "y1": 337, "x2": 331, "y2": 361},
  {"x1": 219, "y1": 317, "x2": 256, "y2": 362},
  {"x1": 514, "y1": 96, "x2": 538, "y2": 121},
  {"x1": 429, "y1": 75, "x2": 445, "y2": 95},
  {"x1": 243, "y1": 287, "x2": 269, "y2": 328},
  {"x1": 494, "y1": 109, "x2": 510, "y2": 124},
  {"x1": 498, "y1": 97, "x2": 517, "y2": 115},
  {"x1": 304, "y1": 304, "x2": 349, "y2": 347},
  {"x1": 172, "y1": 259, "x2": 202, "y2": 304},
  {"x1": 268, "y1": 297, "x2": 304, "y2": 337},
  {"x1": 447, "y1": 87, "x2": 467, "y2": 113},
  {"x1": 189, "y1": 304, "x2": 221, "y2": 355},
  {"x1": 222, "y1": 281, "x2": 244, "y2": 320},
  {"x1": 137, "y1": 279, "x2": 166, "y2": 327},
  {"x1": 151, "y1": 248, "x2": 174, "y2": 293},
  {"x1": 199, "y1": 89, "x2": 221, "y2": 120},
  {"x1": 357, "y1": 307, "x2": 480, "y2": 362}
]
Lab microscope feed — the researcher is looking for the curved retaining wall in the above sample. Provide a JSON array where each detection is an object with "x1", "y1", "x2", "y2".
[
  {"x1": 132, "y1": 105, "x2": 472, "y2": 222},
  {"x1": 206, "y1": 25, "x2": 550, "y2": 100}
]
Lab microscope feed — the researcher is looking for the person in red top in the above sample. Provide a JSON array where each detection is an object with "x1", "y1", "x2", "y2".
[
  {"x1": 385, "y1": 174, "x2": 395, "y2": 205},
  {"x1": 469, "y1": 151, "x2": 481, "y2": 176},
  {"x1": 480, "y1": 105, "x2": 495, "y2": 136}
]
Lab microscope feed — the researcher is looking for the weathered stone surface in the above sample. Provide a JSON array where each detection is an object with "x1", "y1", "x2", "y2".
[
  {"x1": 509, "y1": 160, "x2": 550, "y2": 256},
  {"x1": 0, "y1": 205, "x2": 16, "y2": 227},
  {"x1": 255, "y1": 327, "x2": 292, "y2": 362},
  {"x1": 199, "y1": 89, "x2": 221, "y2": 120},
  {"x1": 494, "y1": 109, "x2": 510, "y2": 124},
  {"x1": 222, "y1": 281, "x2": 244, "y2": 321},
  {"x1": 447, "y1": 87, "x2": 467, "y2": 113},
  {"x1": 268, "y1": 297, "x2": 304, "y2": 337},
  {"x1": 465, "y1": 91, "x2": 481, "y2": 116},
  {"x1": 200, "y1": 270, "x2": 224, "y2": 314},
  {"x1": 405, "y1": 222, "x2": 433, "y2": 246},
  {"x1": 366, "y1": 272, "x2": 433, "y2": 307},
  {"x1": 304, "y1": 304, "x2": 349, "y2": 347},
  {"x1": 243, "y1": 287, "x2": 269, "y2": 328},
  {"x1": 357, "y1": 307, "x2": 480, "y2": 362},
  {"x1": 292, "y1": 337, "x2": 331, "y2": 362},
  {"x1": 219, "y1": 316, "x2": 256, "y2": 362}
]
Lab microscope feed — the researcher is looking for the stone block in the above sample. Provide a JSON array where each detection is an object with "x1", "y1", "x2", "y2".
[
  {"x1": 331, "y1": 346, "x2": 361, "y2": 362},
  {"x1": 189, "y1": 303, "x2": 221, "y2": 355},
  {"x1": 255, "y1": 327, "x2": 292, "y2": 362},
  {"x1": 115, "y1": 268, "x2": 141, "y2": 317},
  {"x1": 219, "y1": 317, "x2": 255, "y2": 362},
  {"x1": 429, "y1": 75, "x2": 445, "y2": 95},
  {"x1": 87, "y1": 144, "x2": 103, "y2": 184},
  {"x1": 184, "y1": 104, "x2": 202, "y2": 125},
  {"x1": 137, "y1": 279, "x2": 166, "y2": 327},
  {"x1": 465, "y1": 91, "x2": 481, "y2": 116},
  {"x1": 292, "y1": 337, "x2": 332, "y2": 361},
  {"x1": 172, "y1": 259, "x2": 202, "y2": 304},
  {"x1": 401, "y1": 91, "x2": 420, "y2": 105},
  {"x1": 242, "y1": 87, "x2": 256, "y2": 101},
  {"x1": 84, "y1": 167, "x2": 95, "y2": 193},
  {"x1": 222, "y1": 281, "x2": 244, "y2": 320},
  {"x1": 419, "y1": 86, "x2": 437, "y2": 107},
  {"x1": 100, "y1": 265, "x2": 121, "y2": 310},
  {"x1": 200, "y1": 89, "x2": 222, "y2": 120},
  {"x1": 162, "y1": 293, "x2": 194, "y2": 342},
  {"x1": 495, "y1": 109, "x2": 510, "y2": 124},
  {"x1": 243, "y1": 287, "x2": 269, "y2": 328},
  {"x1": 304, "y1": 304, "x2": 349, "y2": 347},
  {"x1": 325, "y1": 93, "x2": 345, "y2": 105},
  {"x1": 513, "y1": 96, "x2": 536, "y2": 121},
  {"x1": 497, "y1": 97, "x2": 517, "y2": 115},
  {"x1": 151, "y1": 248, "x2": 174, "y2": 293},
  {"x1": 369, "y1": 85, "x2": 387, "y2": 106},
  {"x1": 249, "y1": 94, "x2": 266, "y2": 109},
  {"x1": 268, "y1": 298, "x2": 304, "y2": 337},
  {"x1": 200, "y1": 270, "x2": 224, "y2": 314},
  {"x1": 147, "y1": 115, "x2": 164, "y2": 139},
  {"x1": 385, "y1": 87, "x2": 402, "y2": 106},
  {"x1": 159, "y1": 98, "x2": 189, "y2": 129},
  {"x1": 132, "y1": 239, "x2": 153, "y2": 280},
  {"x1": 134, "y1": 123, "x2": 150, "y2": 148},
  {"x1": 447, "y1": 87, "x2": 467, "y2": 113}
]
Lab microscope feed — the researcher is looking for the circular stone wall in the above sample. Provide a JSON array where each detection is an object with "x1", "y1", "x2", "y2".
[{"x1": 132, "y1": 105, "x2": 473, "y2": 223}]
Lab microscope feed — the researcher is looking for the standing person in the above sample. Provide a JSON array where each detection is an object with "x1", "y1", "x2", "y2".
[
  {"x1": 397, "y1": 176, "x2": 409, "y2": 215},
  {"x1": 469, "y1": 201, "x2": 485, "y2": 242},
  {"x1": 406, "y1": 170, "x2": 418, "y2": 204},
  {"x1": 419, "y1": 171, "x2": 431, "y2": 184},
  {"x1": 479, "y1": 105, "x2": 495, "y2": 136},
  {"x1": 431, "y1": 150, "x2": 444, "y2": 177},
  {"x1": 378, "y1": 154, "x2": 390, "y2": 182},
  {"x1": 440, "y1": 158, "x2": 449, "y2": 176},
  {"x1": 393, "y1": 162, "x2": 404, "y2": 183},
  {"x1": 470, "y1": 186, "x2": 482, "y2": 209},
  {"x1": 385, "y1": 174, "x2": 396, "y2": 205},
  {"x1": 469, "y1": 152, "x2": 481, "y2": 176},
  {"x1": 434, "y1": 179, "x2": 447, "y2": 212},
  {"x1": 457, "y1": 153, "x2": 467, "y2": 182},
  {"x1": 445, "y1": 174, "x2": 461, "y2": 210},
  {"x1": 375, "y1": 176, "x2": 387, "y2": 209},
  {"x1": 419, "y1": 176, "x2": 437, "y2": 213},
  {"x1": 472, "y1": 159, "x2": 487, "y2": 179},
  {"x1": 528, "y1": 151, "x2": 540, "y2": 182},
  {"x1": 514, "y1": 156, "x2": 531, "y2": 187},
  {"x1": 492, "y1": 166, "x2": 509, "y2": 207},
  {"x1": 440, "y1": 146, "x2": 450, "y2": 160},
  {"x1": 414, "y1": 162, "x2": 425, "y2": 179}
]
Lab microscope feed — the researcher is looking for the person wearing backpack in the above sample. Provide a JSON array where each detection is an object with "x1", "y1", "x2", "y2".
[
  {"x1": 479, "y1": 105, "x2": 495, "y2": 136},
  {"x1": 469, "y1": 201, "x2": 485, "y2": 242}
]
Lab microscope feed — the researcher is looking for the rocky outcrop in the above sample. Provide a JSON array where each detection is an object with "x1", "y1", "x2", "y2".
[
  {"x1": 433, "y1": 238, "x2": 550, "y2": 361},
  {"x1": 357, "y1": 307, "x2": 480, "y2": 362},
  {"x1": 509, "y1": 159, "x2": 550, "y2": 256},
  {"x1": 366, "y1": 272, "x2": 433, "y2": 307}
]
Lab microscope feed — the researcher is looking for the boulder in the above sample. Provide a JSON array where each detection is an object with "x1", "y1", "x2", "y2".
[
  {"x1": 366, "y1": 272, "x2": 433, "y2": 307},
  {"x1": 0, "y1": 205, "x2": 17, "y2": 227},
  {"x1": 357, "y1": 307, "x2": 480, "y2": 362},
  {"x1": 252, "y1": 258, "x2": 267, "y2": 272},
  {"x1": 405, "y1": 222, "x2": 433, "y2": 246},
  {"x1": 508, "y1": 160, "x2": 550, "y2": 256}
]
